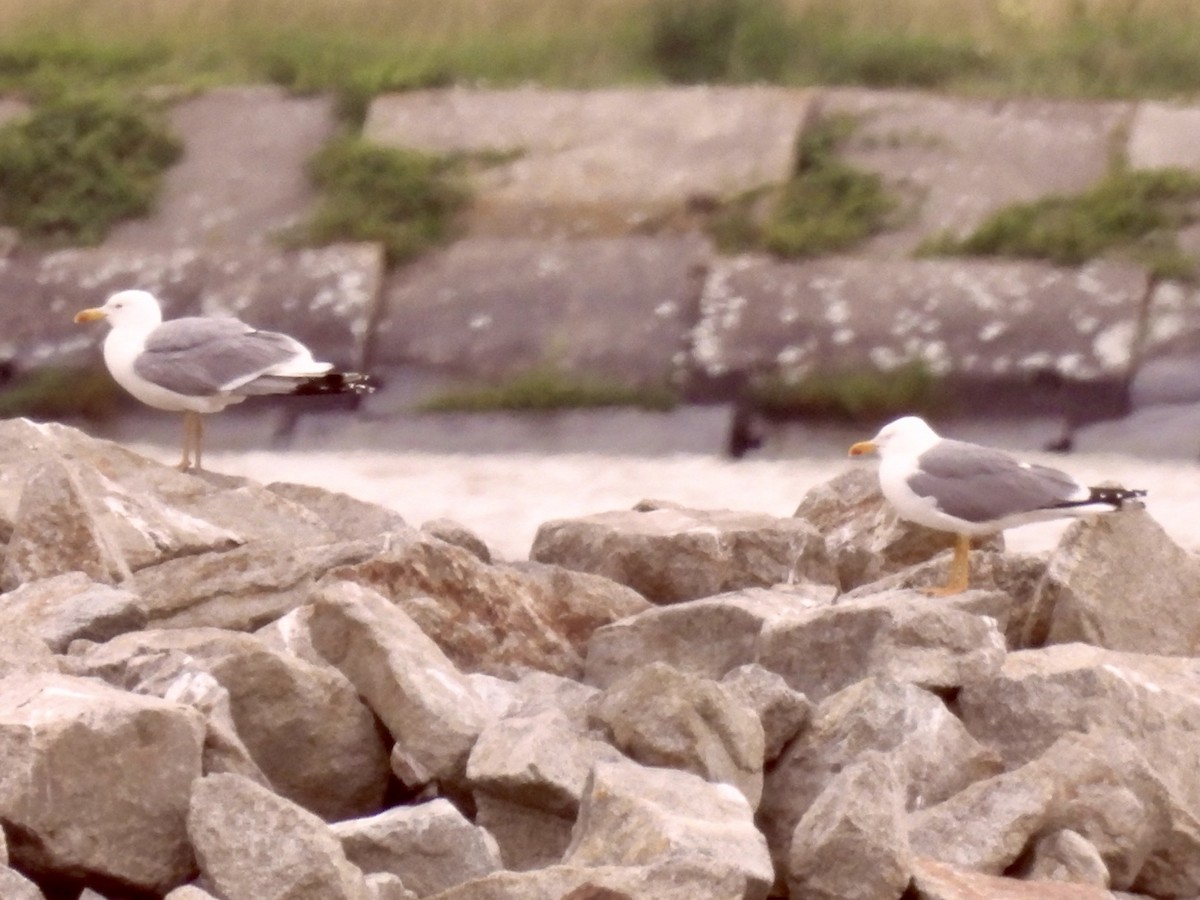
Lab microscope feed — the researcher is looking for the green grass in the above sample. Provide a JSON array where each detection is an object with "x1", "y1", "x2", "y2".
[
  {"x1": 0, "y1": 0, "x2": 1199, "y2": 102},
  {"x1": 0, "y1": 92, "x2": 181, "y2": 245},
  {"x1": 300, "y1": 136, "x2": 471, "y2": 266},
  {"x1": 920, "y1": 166, "x2": 1200, "y2": 279},
  {"x1": 646, "y1": 0, "x2": 798, "y2": 84},
  {"x1": 713, "y1": 113, "x2": 898, "y2": 257},
  {"x1": 750, "y1": 360, "x2": 944, "y2": 422},
  {"x1": 420, "y1": 367, "x2": 679, "y2": 413},
  {"x1": 0, "y1": 367, "x2": 122, "y2": 422}
]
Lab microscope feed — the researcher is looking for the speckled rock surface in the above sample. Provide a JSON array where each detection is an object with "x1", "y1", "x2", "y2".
[
  {"x1": 3, "y1": 243, "x2": 382, "y2": 380},
  {"x1": 690, "y1": 256, "x2": 1148, "y2": 388}
]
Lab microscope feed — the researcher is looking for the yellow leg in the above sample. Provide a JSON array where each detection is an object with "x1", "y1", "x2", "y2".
[
  {"x1": 177, "y1": 413, "x2": 193, "y2": 470},
  {"x1": 193, "y1": 413, "x2": 204, "y2": 472},
  {"x1": 926, "y1": 533, "x2": 971, "y2": 596},
  {"x1": 178, "y1": 412, "x2": 204, "y2": 472}
]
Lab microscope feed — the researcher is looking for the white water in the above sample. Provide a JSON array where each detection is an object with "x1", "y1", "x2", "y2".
[{"x1": 120, "y1": 417, "x2": 1199, "y2": 563}]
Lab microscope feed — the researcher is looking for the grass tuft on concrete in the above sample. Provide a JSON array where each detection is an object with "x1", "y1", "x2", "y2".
[
  {"x1": 0, "y1": 367, "x2": 122, "y2": 422},
  {"x1": 920, "y1": 165, "x2": 1200, "y2": 279},
  {"x1": 713, "y1": 113, "x2": 898, "y2": 258},
  {"x1": 301, "y1": 136, "x2": 470, "y2": 266},
  {"x1": 0, "y1": 92, "x2": 181, "y2": 245},
  {"x1": 750, "y1": 360, "x2": 944, "y2": 422},
  {"x1": 421, "y1": 367, "x2": 679, "y2": 413}
]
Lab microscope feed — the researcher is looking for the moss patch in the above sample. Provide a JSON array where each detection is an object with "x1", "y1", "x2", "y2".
[
  {"x1": 421, "y1": 367, "x2": 679, "y2": 413},
  {"x1": 920, "y1": 166, "x2": 1200, "y2": 279},
  {"x1": 0, "y1": 367, "x2": 122, "y2": 422},
  {"x1": 750, "y1": 360, "x2": 944, "y2": 421},
  {"x1": 0, "y1": 92, "x2": 182, "y2": 245},
  {"x1": 300, "y1": 136, "x2": 471, "y2": 266},
  {"x1": 713, "y1": 113, "x2": 898, "y2": 257}
]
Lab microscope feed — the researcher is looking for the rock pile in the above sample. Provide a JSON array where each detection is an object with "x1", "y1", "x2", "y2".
[{"x1": 0, "y1": 418, "x2": 1195, "y2": 899}]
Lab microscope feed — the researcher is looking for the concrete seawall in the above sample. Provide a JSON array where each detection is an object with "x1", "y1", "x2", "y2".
[{"x1": 6, "y1": 84, "x2": 1200, "y2": 446}]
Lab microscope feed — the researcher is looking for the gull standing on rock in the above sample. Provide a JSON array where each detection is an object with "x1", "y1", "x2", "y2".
[
  {"x1": 849, "y1": 415, "x2": 1146, "y2": 595},
  {"x1": 75, "y1": 289, "x2": 374, "y2": 472}
]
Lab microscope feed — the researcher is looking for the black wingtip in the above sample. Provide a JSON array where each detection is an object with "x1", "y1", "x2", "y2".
[
  {"x1": 1087, "y1": 485, "x2": 1147, "y2": 508},
  {"x1": 291, "y1": 371, "x2": 379, "y2": 397}
]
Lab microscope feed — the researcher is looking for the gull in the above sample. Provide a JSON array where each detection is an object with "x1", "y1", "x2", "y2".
[
  {"x1": 849, "y1": 415, "x2": 1145, "y2": 595},
  {"x1": 75, "y1": 289, "x2": 373, "y2": 471}
]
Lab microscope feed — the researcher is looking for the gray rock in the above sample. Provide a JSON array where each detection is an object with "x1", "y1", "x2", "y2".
[
  {"x1": 589, "y1": 662, "x2": 765, "y2": 808},
  {"x1": 0, "y1": 673, "x2": 203, "y2": 893},
  {"x1": 1, "y1": 457, "x2": 129, "y2": 590},
  {"x1": 956, "y1": 644, "x2": 1200, "y2": 895},
  {"x1": 326, "y1": 535, "x2": 650, "y2": 679},
  {"x1": 188, "y1": 773, "x2": 373, "y2": 900},
  {"x1": 842, "y1": 550, "x2": 1047, "y2": 649},
  {"x1": 266, "y1": 481, "x2": 412, "y2": 542},
  {"x1": 365, "y1": 85, "x2": 813, "y2": 237},
  {"x1": 467, "y1": 709, "x2": 624, "y2": 817},
  {"x1": 0, "y1": 866, "x2": 45, "y2": 900},
  {"x1": 531, "y1": 506, "x2": 836, "y2": 605},
  {"x1": 420, "y1": 518, "x2": 492, "y2": 563},
  {"x1": 473, "y1": 793, "x2": 575, "y2": 873},
  {"x1": 375, "y1": 236, "x2": 708, "y2": 386},
  {"x1": 70, "y1": 626, "x2": 391, "y2": 819},
  {"x1": 0, "y1": 572, "x2": 145, "y2": 652},
  {"x1": 956, "y1": 643, "x2": 1200, "y2": 770},
  {"x1": 421, "y1": 860, "x2": 753, "y2": 900},
  {"x1": 0, "y1": 628, "x2": 60, "y2": 678},
  {"x1": 691, "y1": 256, "x2": 1146, "y2": 390},
  {"x1": 132, "y1": 533, "x2": 389, "y2": 630},
  {"x1": 65, "y1": 641, "x2": 269, "y2": 785},
  {"x1": 583, "y1": 586, "x2": 829, "y2": 688},
  {"x1": 910, "y1": 857, "x2": 1117, "y2": 900},
  {"x1": 1024, "y1": 830, "x2": 1112, "y2": 887},
  {"x1": 366, "y1": 872, "x2": 417, "y2": 900},
  {"x1": 333, "y1": 799, "x2": 502, "y2": 896},
  {"x1": 911, "y1": 731, "x2": 1156, "y2": 891},
  {"x1": 759, "y1": 677, "x2": 1000, "y2": 872},
  {"x1": 1027, "y1": 508, "x2": 1200, "y2": 654},
  {"x1": 908, "y1": 748, "x2": 1062, "y2": 875},
  {"x1": 506, "y1": 669, "x2": 599, "y2": 727},
  {"x1": 794, "y1": 467, "x2": 1002, "y2": 591},
  {"x1": 253, "y1": 605, "x2": 328, "y2": 670},
  {"x1": 164, "y1": 889, "x2": 219, "y2": 900},
  {"x1": 719, "y1": 664, "x2": 812, "y2": 762},
  {"x1": 756, "y1": 588, "x2": 1007, "y2": 702},
  {"x1": 164, "y1": 888, "x2": 219, "y2": 900},
  {"x1": 307, "y1": 580, "x2": 488, "y2": 787},
  {"x1": 564, "y1": 759, "x2": 773, "y2": 900},
  {"x1": 787, "y1": 753, "x2": 913, "y2": 900},
  {"x1": 157, "y1": 470, "x2": 335, "y2": 548},
  {"x1": 464, "y1": 671, "x2": 520, "y2": 721}
]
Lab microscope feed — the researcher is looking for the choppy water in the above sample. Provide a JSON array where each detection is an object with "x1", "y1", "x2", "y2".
[{"x1": 110, "y1": 407, "x2": 1200, "y2": 563}]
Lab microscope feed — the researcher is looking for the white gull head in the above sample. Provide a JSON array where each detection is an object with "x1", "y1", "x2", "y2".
[
  {"x1": 853, "y1": 415, "x2": 941, "y2": 459},
  {"x1": 95, "y1": 289, "x2": 164, "y2": 330}
]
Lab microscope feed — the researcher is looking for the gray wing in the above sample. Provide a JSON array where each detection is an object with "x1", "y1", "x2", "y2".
[
  {"x1": 134, "y1": 317, "x2": 306, "y2": 397},
  {"x1": 907, "y1": 439, "x2": 1082, "y2": 523}
]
